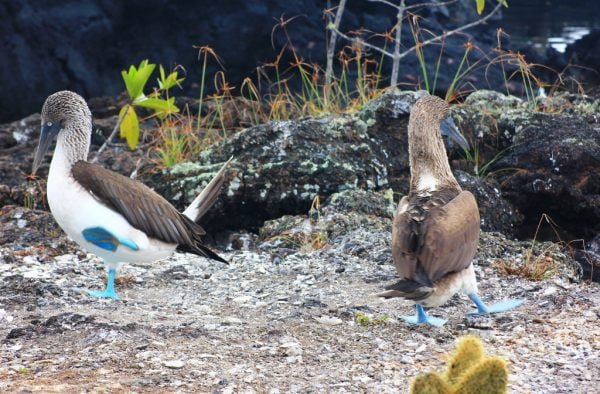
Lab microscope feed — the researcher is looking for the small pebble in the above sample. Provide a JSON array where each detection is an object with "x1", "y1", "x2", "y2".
[{"x1": 163, "y1": 360, "x2": 185, "y2": 369}]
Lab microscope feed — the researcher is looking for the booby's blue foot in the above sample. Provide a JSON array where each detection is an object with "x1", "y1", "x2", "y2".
[
  {"x1": 400, "y1": 304, "x2": 447, "y2": 327},
  {"x1": 76, "y1": 268, "x2": 120, "y2": 300},
  {"x1": 468, "y1": 293, "x2": 522, "y2": 315},
  {"x1": 86, "y1": 288, "x2": 119, "y2": 300}
]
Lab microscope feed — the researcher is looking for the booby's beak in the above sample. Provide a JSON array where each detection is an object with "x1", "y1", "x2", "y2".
[
  {"x1": 32, "y1": 121, "x2": 61, "y2": 175},
  {"x1": 440, "y1": 116, "x2": 470, "y2": 151}
]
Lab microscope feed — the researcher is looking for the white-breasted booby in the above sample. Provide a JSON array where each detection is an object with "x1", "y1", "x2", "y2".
[
  {"x1": 32, "y1": 91, "x2": 230, "y2": 300},
  {"x1": 379, "y1": 95, "x2": 522, "y2": 326}
]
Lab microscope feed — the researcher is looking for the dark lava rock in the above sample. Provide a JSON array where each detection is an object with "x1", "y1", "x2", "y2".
[
  {"x1": 1, "y1": 275, "x2": 64, "y2": 304},
  {"x1": 492, "y1": 112, "x2": 600, "y2": 240},
  {"x1": 565, "y1": 29, "x2": 600, "y2": 85},
  {"x1": 451, "y1": 90, "x2": 600, "y2": 243},
  {"x1": 258, "y1": 189, "x2": 394, "y2": 265},
  {"x1": 147, "y1": 115, "x2": 391, "y2": 231},
  {"x1": 0, "y1": 206, "x2": 61, "y2": 246},
  {"x1": 145, "y1": 90, "x2": 522, "y2": 235},
  {"x1": 5, "y1": 313, "x2": 95, "y2": 340},
  {"x1": 455, "y1": 171, "x2": 523, "y2": 237},
  {"x1": 323, "y1": 189, "x2": 395, "y2": 219},
  {"x1": 574, "y1": 233, "x2": 600, "y2": 283}
]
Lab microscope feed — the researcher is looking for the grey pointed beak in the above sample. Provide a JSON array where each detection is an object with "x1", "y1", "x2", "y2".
[
  {"x1": 32, "y1": 122, "x2": 61, "y2": 175},
  {"x1": 440, "y1": 116, "x2": 470, "y2": 150}
]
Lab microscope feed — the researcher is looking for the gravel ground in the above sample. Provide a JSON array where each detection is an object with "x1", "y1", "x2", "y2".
[{"x1": 1, "y1": 202, "x2": 598, "y2": 393}]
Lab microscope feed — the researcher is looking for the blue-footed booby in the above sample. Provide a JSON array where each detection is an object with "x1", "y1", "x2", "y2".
[
  {"x1": 32, "y1": 91, "x2": 230, "y2": 300},
  {"x1": 379, "y1": 95, "x2": 522, "y2": 326}
]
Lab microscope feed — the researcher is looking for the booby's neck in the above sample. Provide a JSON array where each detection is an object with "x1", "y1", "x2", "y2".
[
  {"x1": 408, "y1": 121, "x2": 460, "y2": 192},
  {"x1": 51, "y1": 121, "x2": 92, "y2": 173}
]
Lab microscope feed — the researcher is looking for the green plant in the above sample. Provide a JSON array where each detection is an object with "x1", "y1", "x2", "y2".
[
  {"x1": 95, "y1": 60, "x2": 184, "y2": 160},
  {"x1": 355, "y1": 312, "x2": 390, "y2": 326},
  {"x1": 119, "y1": 60, "x2": 183, "y2": 149},
  {"x1": 462, "y1": 142, "x2": 520, "y2": 178},
  {"x1": 407, "y1": 15, "x2": 485, "y2": 99},
  {"x1": 23, "y1": 190, "x2": 35, "y2": 210},
  {"x1": 410, "y1": 335, "x2": 508, "y2": 394}
]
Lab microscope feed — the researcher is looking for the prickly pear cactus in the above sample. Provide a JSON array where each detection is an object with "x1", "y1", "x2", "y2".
[
  {"x1": 445, "y1": 335, "x2": 486, "y2": 385},
  {"x1": 411, "y1": 372, "x2": 452, "y2": 394},
  {"x1": 410, "y1": 335, "x2": 508, "y2": 394}
]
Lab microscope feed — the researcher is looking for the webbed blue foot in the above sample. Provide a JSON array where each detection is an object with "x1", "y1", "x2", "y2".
[
  {"x1": 400, "y1": 304, "x2": 447, "y2": 327},
  {"x1": 468, "y1": 293, "x2": 522, "y2": 315},
  {"x1": 86, "y1": 288, "x2": 119, "y2": 300},
  {"x1": 74, "y1": 268, "x2": 120, "y2": 300}
]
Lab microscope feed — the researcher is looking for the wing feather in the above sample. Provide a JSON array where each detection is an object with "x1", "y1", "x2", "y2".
[
  {"x1": 71, "y1": 161, "x2": 223, "y2": 263},
  {"x1": 392, "y1": 189, "x2": 479, "y2": 284}
]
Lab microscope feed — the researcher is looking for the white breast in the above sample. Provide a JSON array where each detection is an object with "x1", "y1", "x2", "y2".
[
  {"x1": 417, "y1": 171, "x2": 439, "y2": 192},
  {"x1": 47, "y1": 144, "x2": 176, "y2": 266}
]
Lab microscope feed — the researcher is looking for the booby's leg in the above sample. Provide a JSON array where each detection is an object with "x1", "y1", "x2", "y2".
[
  {"x1": 86, "y1": 267, "x2": 119, "y2": 300},
  {"x1": 468, "y1": 293, "x2": 522, "y2": 315},
  {"x1": 400, "y1": 304, "x2": 447, "y2": 327}
]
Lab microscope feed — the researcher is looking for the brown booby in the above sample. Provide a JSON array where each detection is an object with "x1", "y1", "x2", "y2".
[
  {"x1": 32, "y1": 91, "x2": 230, "y2": 299},
  {"x1": 379, "y1": 95, "x2": 523, "y2": 326}
]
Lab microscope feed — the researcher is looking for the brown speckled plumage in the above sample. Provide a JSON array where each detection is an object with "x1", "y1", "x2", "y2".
[{"x1": 381, "y1": 95, "x2": 480, "y2": 305}]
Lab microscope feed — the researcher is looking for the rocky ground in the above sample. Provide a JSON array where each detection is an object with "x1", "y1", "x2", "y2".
[
  {"x1": 1, "y1": 193, "x2": 598, "y2": 393},
  {"x1": 1, "y1": 89, "x2": 599, "y2": 392}
]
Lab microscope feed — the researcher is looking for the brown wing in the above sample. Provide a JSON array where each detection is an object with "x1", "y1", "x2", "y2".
[
  {"x1": 392, "y1": 190, "x2": 480, "y2": 284},
  {"x1": 392, "y1": 196, "x2": 418, "y2": 276},
  {"x1": 71, "y1": 161, "x2": 226, "y2": 263}
]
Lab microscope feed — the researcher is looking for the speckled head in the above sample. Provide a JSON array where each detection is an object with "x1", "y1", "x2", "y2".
[
  {"x1": 410, "y1": 95, "x2": 468, "y2": 150},
  {"x1": 411, "y1": 95, "x2": 450, "y2": 121},
  {"x1": 33, "y1": 91, "x2": 92, "y2": 173},
  {"x1": 41, "y1": 91, "x2": 91, "y2": 125}
]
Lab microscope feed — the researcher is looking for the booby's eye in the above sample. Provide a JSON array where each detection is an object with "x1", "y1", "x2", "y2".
[{"x1": 46, "y1": 122, "x2": 53, "y2": 127}]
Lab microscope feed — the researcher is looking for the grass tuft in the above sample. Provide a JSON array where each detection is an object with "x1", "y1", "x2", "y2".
[
  {"x1": 141, "y1": 7, "x2": 582, "y2": 168},
  {"x1": 494, "y1": 214, "x2": 575, "y2": 281}
]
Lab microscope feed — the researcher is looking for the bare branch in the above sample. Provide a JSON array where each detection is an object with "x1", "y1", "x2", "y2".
[
  {"x1": 367, "y1": 0, "x2": 402, "y2": 9},
  {"x1": 331, "y1": 1, "x2": 503, "y2": 88},
  {"x1": 327, "y1": 25, "x2": 396, "y2": 58},
  {"x1": 403, "y1": 0, "x2": 458, "y2": 11},
  {"x1": 396, "y1": 2, "x2": 502, "y2": 62},
  {"x1": 367, "y1": 0, "x2": 458, "y2": 11},
  {"x1": 390, "y1": 0, "x2": 406, "y2": 88},
  {"x1": 325, "y1": 0, "x2": 348, "y2": 88}
]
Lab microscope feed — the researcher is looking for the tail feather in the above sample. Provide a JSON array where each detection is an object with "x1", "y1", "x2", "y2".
[
  {"x1": 377, "y1": 279, "x2": 433, "y2": 301},
  {"x1": 178, "y1": 215, "x2": 229, "y2": 264},
  {"x1": 192, "y1": 243, "x2": 229, "y2": 265},
  {"x1": 183, "y1": 157, "x2": 233, "y2": 221}
]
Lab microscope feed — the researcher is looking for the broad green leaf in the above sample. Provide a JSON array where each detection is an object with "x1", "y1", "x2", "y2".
[
  {"x1": 118, "y1": 105, "x2": 139, "y2": 150},
  {"x1": 476, "y1": 0, "x2": 485, "y2": 14},
  {"x1": 135, "y1": 97, "x2": 171, "y2": 110},
  {"x1": 135, "y1": 97, "x2": 179, "y2": 118},
  {"x1": 121, "y1": 60, "x2": 156, "y2": 100}
]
